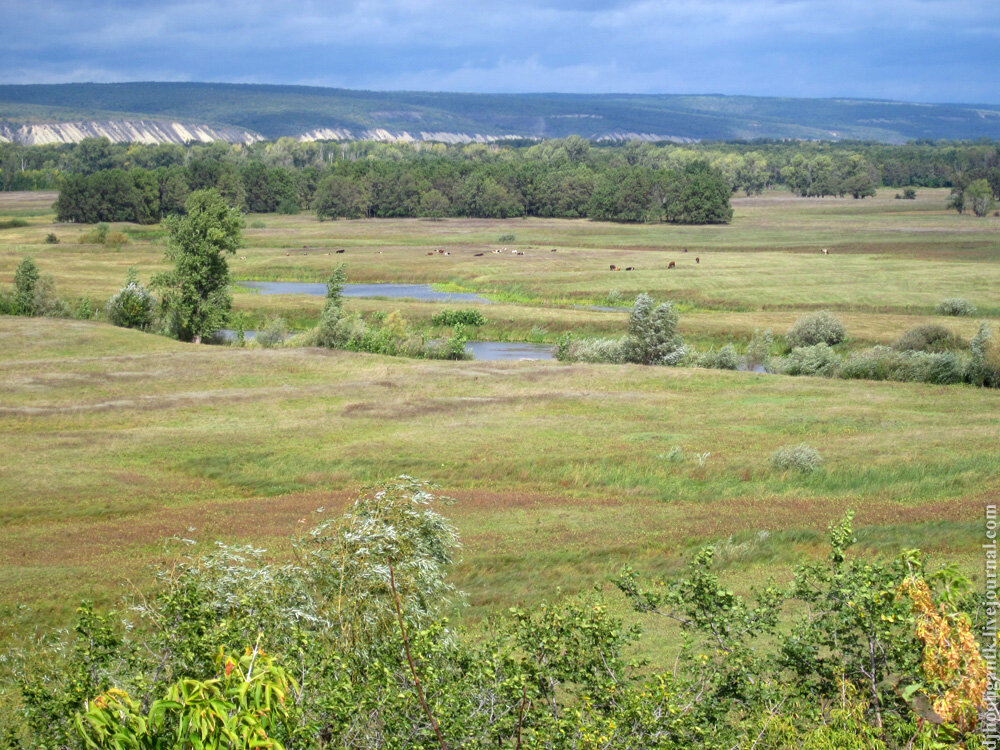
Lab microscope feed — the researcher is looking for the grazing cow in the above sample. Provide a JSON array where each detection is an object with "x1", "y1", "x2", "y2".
[
  {"x1": 625, "y1": 267, "x2": 635, "y2": 271},
  {"x1": 695, "y1": 257, "x2": 700, "y2": 264},
  {"x1": 610, "y1": 264, "x2": 619, "y2": 271},
  {"x1": 668, "y1": 261, "x2": 676, "y2": 269},
  {"x1": 822, "y1": 248, "x2": 829, "y2": 255},
  {"x1": 683, "y1": 248, "x2": 688, "y2": 253},
  {"x1": 427, "y1": 251, "x2": 434, "y2": 255},
  {"x1": 474, "y1": 252, "x2": 484, "y2": 257},
  {"x1": 550, "y1": 248, "x2": 558, "y2": 252},
  {"x1": 239, "y1": 256, "x2": 247, "y2": 260},
  {"x1": 336, "y1": 249, "x2": 345, "y2": 254},
  {"x1": 285, "y1": 252, "x2": 290, "y2": 256}
]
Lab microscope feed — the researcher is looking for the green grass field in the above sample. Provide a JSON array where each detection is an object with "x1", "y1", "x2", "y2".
[{"x1": 1, "y1": 188, "x2": 998, "y2": 642}]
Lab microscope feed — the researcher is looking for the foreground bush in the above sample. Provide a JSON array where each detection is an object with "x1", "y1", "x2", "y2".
[
  {"x1": 786, "y1": 310, "x2": 846, "y2": 348},
  {"x1": 2, "y1": 492, "x2": 987, "y2": 749},
  {"x1": 936, "y1": 297, "x2": 977, "y2": 316}
]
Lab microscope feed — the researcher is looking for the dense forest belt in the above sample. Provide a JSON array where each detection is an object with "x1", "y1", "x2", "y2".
[{"x1": 4, "y1": 136, "x2": 999, "y2": 223}]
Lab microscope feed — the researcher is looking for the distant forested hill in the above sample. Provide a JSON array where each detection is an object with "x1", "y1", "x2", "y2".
[{"x1": 1, "y1": 82, "x2": 999, "y2": 144}]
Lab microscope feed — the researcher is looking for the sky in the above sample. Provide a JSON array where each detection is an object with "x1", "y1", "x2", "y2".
[{"x1": 1, "y1": 0, "x2": 998, "y2": 104}]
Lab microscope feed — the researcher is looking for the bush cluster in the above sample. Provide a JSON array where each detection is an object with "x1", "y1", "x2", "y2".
[
  {"x1": 696, "y1": 343, "x2": 741, "y2": 370},
  {"x1": 559, "y1": 293, "x2": 686, "y2": 365},
  {"x1": 431, "y1": 308, "x2": 486, "y2": 327},
  {"x1": 935, "y1": 297, "x2": 978, "y2": 316},
  {"x1": 2, "y1": 488, "x2": 987, "y2": 749},
  {"x1": 892, "y1": 323, "x2": 964, "y2": 353},
  {"x1": 840, "y1": 346, "x2": 965, "y2": 385},
  {"x1": 785, "y1": 310, "x2": 846, "y2": 348},
  {"x1": 779, "y1": 342, "x2": 841, "y2": 377}
]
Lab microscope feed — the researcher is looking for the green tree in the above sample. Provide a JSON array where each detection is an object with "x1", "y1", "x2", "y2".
[
  {"x1": 965, "y1": 178, "x2": 996, "y2": 217},
  {"x1": 313, "y1": 174, "x2": 369, "y2": 219},
  {"x1": 13, "y1": 256, "x2": 39, "y2": 315},
  {"x1": 662, "y1": 161, "x2": 734, "y2": 224},
  {"x1": 152, "y1": 189, "x2": 244, "y2": 343}
]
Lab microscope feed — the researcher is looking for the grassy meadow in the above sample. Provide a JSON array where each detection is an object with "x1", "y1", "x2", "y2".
[{"x1": 1, "y1": 187, "x2": 998, "y2": 646}]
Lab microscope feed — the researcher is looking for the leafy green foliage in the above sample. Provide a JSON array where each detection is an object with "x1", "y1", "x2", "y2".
[
  {"x1": 891, "y1": 324, "x2": 964, "y2": 353},
  {"x1": 430, "y1": 309, "x2": 486, "y2": 327}
]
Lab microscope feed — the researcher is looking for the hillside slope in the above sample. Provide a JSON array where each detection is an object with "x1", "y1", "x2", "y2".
[{"x1": 1, "y1": 82, "x2": 999, "y2": 144}]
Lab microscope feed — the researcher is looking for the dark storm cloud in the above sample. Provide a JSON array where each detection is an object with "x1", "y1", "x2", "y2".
[{"x1": 1, "y1": 0, "x2": 997, "y2": 102}]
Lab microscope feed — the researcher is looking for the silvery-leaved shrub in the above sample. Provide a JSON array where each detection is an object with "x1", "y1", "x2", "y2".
[
  {"x1": 786, "y1": 310, "x2": 845, "y2": 348},
  {"x1": 745, "y1": 328, "x2": 774, "y2": 371},
  {"x1": 780, "y1": 342, "x2": 841, "y2": 377},
  {"x1": 841, "y1": 346, "x2": 965, "y2": 384},
  {"x1": 697, "y1": 344, "x2": 740, "y2": 370},
  {"x1": 106, "y1": 268, "x2": 155, "y2": 330},
  {"x1": 621, "y1": 293, "x2": 686, "y2": 365},
  {"x1": 966, "y1": 323, "x2": 1000, "y2": 387},
  {"x1": 892, "y1": 324, "x2": 964, "y2": 353},
  {"x1": 936, "y1": 298, "x2": 977, "y2": 317},
  {"x1": 770, "y1": 443, "x2": 822, "y2": 472}
]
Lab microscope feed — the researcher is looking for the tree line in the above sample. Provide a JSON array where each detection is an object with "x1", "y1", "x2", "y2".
[
  {"x1": 5, "y1": 134, "x2": 1000, "y2": 192},
  {"x1": 53, "y1": 151, "x2": 735, "y2": 225}
]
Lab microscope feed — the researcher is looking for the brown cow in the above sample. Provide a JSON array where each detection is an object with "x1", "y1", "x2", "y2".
[
  {"x1": 695, "y1": 257, "x2": 700, "y2": 264},
  {"x1": 668, "y1": 261, "x2": 676, "y2": 269},
  {"x1": 610, "y1": 264, "x2": 619, "y2": 271},
  {"x1": 336, "y1": 249, "x2": 345, "y2": 254},
  {"x1": 474, "y1": 252, "x2": 484, "y2": 257}
]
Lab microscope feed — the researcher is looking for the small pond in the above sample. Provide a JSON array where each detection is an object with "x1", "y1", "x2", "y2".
[
  {"x1": 464, "y1": 341, "x2": 555, "y2": 361},
  {"x1": 214, "y1": 330, "x2": 553, "y2": 361},
  {"x1": 237, "y1": 281, "x2": 490, "y2": 303}
]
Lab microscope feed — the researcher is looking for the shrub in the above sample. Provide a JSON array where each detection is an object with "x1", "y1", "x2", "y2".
[
  {"x1": 44, "y1": 232, "x2": 59, "y2": 244},
  {"x1": 621, "y1": 293, "x2": 686, "y2": 365},
  {"x1": 966, "y1": 323, "x2": 1000, "y2": 388},
  {"x1": 248, "y1": 220, "x2": 266, "y2": 229},
  {"x1": 697, "y1": 344, "x2": 740, "y2": 370},
  {"x1": 840, "y1": 346, "x2": 965, "y2": 385},
  {"x1": 745, "y1": 328, "x2": 774, "y2": 371},
  {"x1": 498, "y1": 233, "x2": 516, "y2": 243},
  {"x1": 780, "y1": 343, "x2": 841, "y2": 377},
  {"x1": 257, "y1": 317, "x2": 288, "y2": 348},
  {"x1": 80, "y1": 222, "x2": 129, "y2": 247},
  {"x1": 560, "y1": 336, "x2": 627, "y2": 363},
  {"x1": 604, "y1": 289, "x2": 624, "y2": 306},
  {"x1": 936, "y1": 298, "x2": 977, "y2": 317},
  {"x1": 892, "y1": 324, "x2": 964, "y2": 353},
  {"x1": 786, "y1": 310, "x2": 845, "y2": 348},
  {"x1": 770, "y1": 443, "x2": 822, "y2": 472},
  {"x1": 12, "y1": 256, "x2": 39, "y2": 315},
  {"x1": 276, "y1": 198, "x2": 300, "y2": 215},
  {"x1": 0, "y1": 218, "x2": 28, "y2": 229},
  {"x1": 431, "y1": 308, "x2": 486, "y2": 327},
  {"x1": 106, "y1": 269, "x2": 155, "y2": 330}
]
